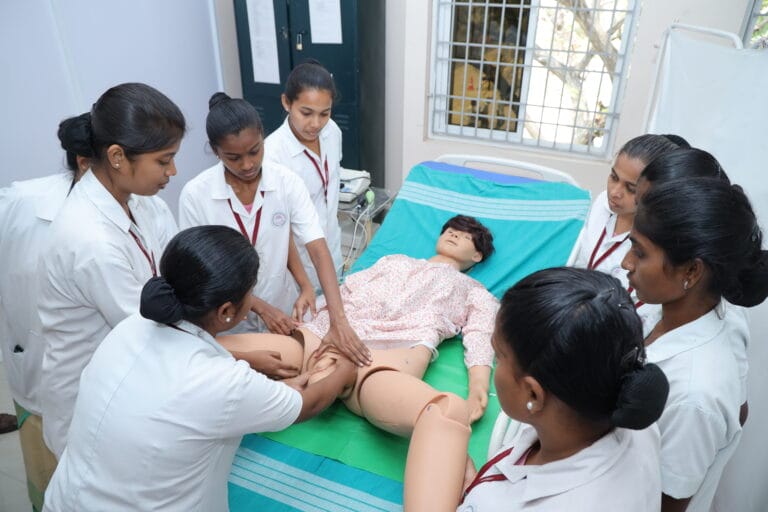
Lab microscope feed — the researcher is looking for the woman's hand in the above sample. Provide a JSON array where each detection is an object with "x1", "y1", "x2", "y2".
[
  {"x1": 252, "y1": 299, "x2": 298, "y2": 335},
  {"x1": 237, "y1": 350, "x2": 300, "y2": 380},
  {"x1": 292, "y1": 286, "x2": 317, "y2": 322},
  {"x1": 316, "y1": 320, "x2": 371, "y2": 367},
  {"x1": 462, "y1": 455, "x2": 477, "y2": 493}
]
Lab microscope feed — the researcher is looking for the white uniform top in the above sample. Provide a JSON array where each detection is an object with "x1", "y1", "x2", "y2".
[
  {"x1": 569, "y1": 190, "x2": 661, "y2": 334},
  {"x1": 179, "y1": 161, "x2": 325, "y2": 332},
  {"x1": 0, "y1": 173, "x2": 73, "y2": 415},
  {"x1": 38, "y1": 171, "x2": 178, "y2": 457},
  {"x1": 646, "y1": 306, "x2": 747, "y2": 511},
  {"x1": 265, "y1": 117, "x2": 343, "y2": 287},
  {"x1": 43, "y1": 314, "x2": 302, "y2": 512},
  {"x1": 459, "y1": 422, "x2": 662, "y2": 511}
]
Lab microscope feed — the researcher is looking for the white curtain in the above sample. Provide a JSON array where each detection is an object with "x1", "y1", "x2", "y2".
[{"x1": 648, "y1": 27, "x2": 768, "y2": 512}]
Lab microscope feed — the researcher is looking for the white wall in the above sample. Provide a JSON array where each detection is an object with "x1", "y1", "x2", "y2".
[{"x1": 0, "y1": 0, "x2": 226, "y2": 215}]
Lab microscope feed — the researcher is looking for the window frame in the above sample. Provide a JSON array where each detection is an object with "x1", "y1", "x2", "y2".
[{"x1": 427, "y1": 0, "x2": 638, "y2": 156}]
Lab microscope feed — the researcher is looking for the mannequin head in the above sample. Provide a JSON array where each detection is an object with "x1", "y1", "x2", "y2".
[{"x1": 435, "y1": 215, "x2": 494, "y2": 271}]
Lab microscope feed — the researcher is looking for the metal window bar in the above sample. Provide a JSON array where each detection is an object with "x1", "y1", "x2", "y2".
[
  {"x1": 744, "y1": 0, "x2": 768, "y2": 47},
  {"x1": 430, "y1": 0, "x2": 636, "y2": 155}
]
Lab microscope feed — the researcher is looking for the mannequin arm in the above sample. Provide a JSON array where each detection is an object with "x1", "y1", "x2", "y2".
[{"x1": 467, "y1": 365, "x2": 491, "y2": 423}]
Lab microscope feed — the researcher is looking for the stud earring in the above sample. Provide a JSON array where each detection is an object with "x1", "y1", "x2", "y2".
[
  {"x1": 225, "y1": 317, "x2": 232, "y2": 323},
  {"x1": 526, "y1": 401, "x2": 534, "y2": 412},
  {"x1": 683, "y1": 280, "x2": 689, "y2": 291}
]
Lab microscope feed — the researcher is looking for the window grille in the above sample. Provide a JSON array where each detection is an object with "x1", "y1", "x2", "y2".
[
  {"x1": 744, "y1": 0, "x2": 768, "y2": 48},
  {"x1": 430, "y1": 0, "x2": 636, "y2": 155}
]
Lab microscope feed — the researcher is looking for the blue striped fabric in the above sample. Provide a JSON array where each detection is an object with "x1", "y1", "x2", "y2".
[{"x1": 229, "y1": 436, "x2": 403, "y2": 511}]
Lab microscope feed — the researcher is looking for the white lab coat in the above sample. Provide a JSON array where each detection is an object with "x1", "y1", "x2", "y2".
[
  {"x1": 264, "y1": 117, "x2": 343, "y2": 287},
  {"x1": 43, "y1": 314, "x2": 302, "y2": 512},
  {"x1": 569, "y1": 190, "x2": 661, "y2": 334},
  {"x1": 38, "y1": 171, "x2": 177, "y2": 457},
  {"x1": 646, "y1": 306, "x2": 747, "y2": 511},
  {"x1": 0, "y1": 173, "x2": 73, "y2": 415},
  {"x1": 178, "y1": 161, "x2": 325, "y2": 332},
  {"x1": 459, "y1": 422, "x2": 662, "y2": 511}
]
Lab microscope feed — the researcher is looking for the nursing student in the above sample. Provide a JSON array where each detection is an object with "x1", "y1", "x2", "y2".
[
  {"x1": 569, "y1": 134, "x2": 682, "y2": 332},
  {"x1": 622, "y1": 163, "x2": 768, "y2": 512},
  {"x1": 0, "y1": 121, "x2": 90, "y2": 510},
  {"x1": 264, "y1": 60, "x2": 343, "y2": 286},
  {"x1": 43, "y1": 226, "x2": 356, "y2": 512},
  {"x1": 38, "y1": 83, "x2": 183, "y2": 458},
  {"x1": 179, "y1": 93, "x2": 369, "y2": 366},
  {"x1": 404, "y1": 267, "x2": 670, "y2": 511}
]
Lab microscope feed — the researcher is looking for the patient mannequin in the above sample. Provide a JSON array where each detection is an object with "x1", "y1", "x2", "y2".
[{"x1": 219, "y1": 215, "x2": 499, "y2": 435}]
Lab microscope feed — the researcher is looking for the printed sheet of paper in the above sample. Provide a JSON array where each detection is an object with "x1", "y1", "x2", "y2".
[
  {"x1": 308, "y1": 0, "x2": 343, "y2": 44},
  {"x1": 245, "y1": 0, "x2": 280, "y2": 84}
]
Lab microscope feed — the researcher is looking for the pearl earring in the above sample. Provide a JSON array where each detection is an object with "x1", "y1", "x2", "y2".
[
  {"x1": 683, "y1": 280, "x2": 689, "y2": 291},
  {"x1": 225, "y1": 317, "x2": 231, "y2": 323},
  {"x1": 526, "y1": 401, "x2": 534, "y2": 412}
]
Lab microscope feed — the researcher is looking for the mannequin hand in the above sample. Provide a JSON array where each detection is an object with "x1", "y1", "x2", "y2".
[
  {"x1": 239, "y1": 350, "x2": 300, "y2": 380},
  {"x1": 316, "y1": 321, "x2": 371, "y2": 367},
  {"x1": 467, "y1": 387, "x2": 489, "y2": 423},
  {"x1": 256, "y1": 302, "x2": 298, "y2": 335},
  {"x1": 292, "y1": 286, "x2": 317, "y2": 322}
]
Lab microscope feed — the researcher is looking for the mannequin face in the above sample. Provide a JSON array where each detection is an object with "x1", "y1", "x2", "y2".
[
  {"x1": 214, "y1": 127, "x2": 264, "y2": 183},
  {"x1": 108, "y1": 142, "x2": 180, "y2": 196},
  {"x1": 435, "y1": 227, "x2": 483, "y2": 270},
  {"x1": 282, "y1": 88, "x2": 333, "y2": 145},
  {"x1": 622, "y1": 229, "x2": 688, "y2": 305},
  {"x1": 606, "y1": 153, "x2": 645, "y2": 217}
]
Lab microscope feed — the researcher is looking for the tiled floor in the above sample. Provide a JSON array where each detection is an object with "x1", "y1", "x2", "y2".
[{"x1": 0, "y1": 365, "x2": 33, "y2": 512}]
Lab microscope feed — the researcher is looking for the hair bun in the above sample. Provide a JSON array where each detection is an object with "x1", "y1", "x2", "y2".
[
  {"x1": 611, "y1": 363, "x2": 669, "y2": 430},
  {"x1": 208, "y1": 92, "x2": 231, "y2": 110},
  {"x1": 140, "y1": 276, "x2": 184, "y2": 324},
  {"x1": 57, "y1": 113, "x2": 95, "y2": 157}
]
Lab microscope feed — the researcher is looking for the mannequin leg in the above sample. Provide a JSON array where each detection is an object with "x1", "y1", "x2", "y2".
[
  {"x1": 217, "y1": 332, "x2": 304, "y2": 370},
  {"x1": 403, "y1": 394, "x2": 471, "y2": 512},
  {"x1": 355, "y1": 368, "x2": 452, "y2": 437}
]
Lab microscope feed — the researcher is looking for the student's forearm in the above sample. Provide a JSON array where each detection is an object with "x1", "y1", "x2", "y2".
[
  {"x1": 296, "y1": 365, "x2": 354, "y2": 422},
  {"x1": 306, "y1": 239, "x2": 347, "y2": 323},
  {"x1": 287, "y1": 233, "x2": 313, "y2": 291}
]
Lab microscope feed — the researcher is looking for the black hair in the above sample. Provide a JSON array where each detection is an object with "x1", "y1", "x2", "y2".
[
  {"x1": 58, "y1": 83, "x2": 185, "y2": 166},
  {"x1": 284, "y1": 60, "x2": 337, "y2": 103},
  {"x1": 441, "y1": 215, "x2": 495, "y2": 261},
  {"x1": 618, "y1": 134, "x2": 680, "y2": 166},
  {"x1": 639, "y1": 148, "x2": 729, "y2": 185},
  {"x1": 635, "y1": 177, "x2": 768, "y2": 307},
  {"x1": 660, "y1": 134, "x2": 691, "y2": 149},
  {"x1": 140, "y1": 226, "x2": 259, "y2": 325},
  {"x1": 498, "y1": 267, "x2": 669, "y2": 429},
  {"x1": 57, "y1": 113, "x2": 92, "y2": 172},
  {"x1": 206, "y1": 92, "x2": 264, "y2": 150}
]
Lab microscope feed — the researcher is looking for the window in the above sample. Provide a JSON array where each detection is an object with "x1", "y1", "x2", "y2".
[
  {"x1": 744, "y1": 0, "x2": 768, "y2": 47},
  {"x1": 430, "y1": 0, "x2": 637, "y2": 155}
]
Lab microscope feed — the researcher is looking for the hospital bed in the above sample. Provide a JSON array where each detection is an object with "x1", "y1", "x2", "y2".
[{"x1": 228, "y1": 156, "x2": 591, "y2": 511}]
